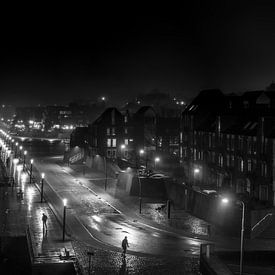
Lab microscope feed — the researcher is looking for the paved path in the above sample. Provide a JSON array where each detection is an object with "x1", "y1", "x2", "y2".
[{"x1": 0, "y1": 160, "x2": 202, "y2": 274}]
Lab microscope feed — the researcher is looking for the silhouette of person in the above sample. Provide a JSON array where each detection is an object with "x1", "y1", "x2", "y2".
[
  {"x1": 42, "y1": 213, "x2": 48, "y2": 232},
  {"x1": 121, "y1": 236, "x2": 129, "y2": 257}
]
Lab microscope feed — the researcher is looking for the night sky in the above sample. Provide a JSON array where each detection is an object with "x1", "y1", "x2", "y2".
[{"x1": 1, "y1": 2, "x2": 275, "y2": 106}]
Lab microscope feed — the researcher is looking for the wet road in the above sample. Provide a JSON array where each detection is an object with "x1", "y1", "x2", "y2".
[{"x1": 30, "y1": 155, "x2": 209, "y2": 258}]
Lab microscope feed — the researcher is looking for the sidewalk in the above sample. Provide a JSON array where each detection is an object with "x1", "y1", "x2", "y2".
[
  {"x1": 0, "y1": 165, "x2": 76, "y2": 272},
  {"x1": 64, "y1": 161, "x2": 275, "y2": 252},
  {"x1": 1, "y1": 161, "x2": 202, "y2": 274},
  {"x1": 65, "y1": 162, "x2": 216, "y2": 240}
]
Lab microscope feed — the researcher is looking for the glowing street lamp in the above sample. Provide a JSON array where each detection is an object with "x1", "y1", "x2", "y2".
[
  {"x1": 221, "y1": 197, "x2": 245, "y2": 275},
  {"x1": 23, "y1": 150, "x2": 27, "y2": 170},
  {"x1": 62, "y1": 198, "x2": 67, "y2": 241},
  {"x1": 12, "y1": 158, "x2": 19, "y2": 184},
  {"x1": 15, "y1": 142, "x2": 18, "y2": 158},
  {"x1": 154, "y1": 157, "x2": 160, "y2": 169},
  {"x1": 40, "y1": 173, "x2": 45, "y2": 203},
  {"x1": 193, "y1": 168, "x2": 200, "y2": 185},
  {"x1": 29, "y1": 159, "x2": 33, "y2": 184},
  {"x1": 120, "y1": 144, "x2": 126, "y2": 158}
]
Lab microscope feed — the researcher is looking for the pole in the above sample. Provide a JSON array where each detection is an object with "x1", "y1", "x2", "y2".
[
  {"x1": 88, "y1": 254, "x2": 91, "y2": 275},
  {"x1": 23, "y1": 155, "x2": 26, "y2": 171},
  {"x1": 29, "y1": 163, "x2": 33, "y2": 184},
  {"x1": 138, "y1": 175, "x2": 142, "y2": 214},
  {"x1": 40, "y1": 178, "x2": 44, "y2": 203},
  {"x1": 87, "y1": 251, "x2": 94, "y2": 274},
  {"x1": 62, "y1": 205, "x2": 66, "y2": 242},
  {"x1": 167, "y1": 199, "x2": 171, "y2": 219},
  {"x1": 104, "y1": 157, "x2": 107, "y2": 191},
  {"x1": 240, "y1": 201, "x2": 245, "y2": 275}
]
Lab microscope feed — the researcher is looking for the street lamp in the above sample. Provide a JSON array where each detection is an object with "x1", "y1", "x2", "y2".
[
  {"x1": 120, "y1": 144, "x2": 126, "y2": 158},
  {"x1": 40, "y1": 173, "x2": 45, "y2": 203},
  {"x1": 62, "y1": 198, "x2": 67, "y2": 242},
  {"x1": 29, "y1": 159, "x2": 33, "y2": 184},
  {"x1": 12, "y1": 158, "x2": 19, "y2": 185},
  {"x1": 11, "y1": 139, "x2": 14, "y2": 151},
  {"x1": 221, "y1": 197, "x2": 245, "y2": 275},
  {"x1": 193, "y1": 168, "x2": 200, "y2": 185},
  {"x1": 23, "y1": 150, "x2": 27, "y2": 170},
  {"x1": 104, "y1": 157, "x2": 107, "y2": 191},
  {"x1": 154, "y1": 157, "x2": 160, "y2": 169},
  {"x1": 87, "y1": 251, "x2": 94, "y2": 275},
  {"x1": 15, "y1": 142, "x2": 18, "y2": 158},
  {"x1": 83, "y1": 161, "x2": 86, "y2": 175},
  {"x1": 19, "y1": 145, "x2": 23, "y2": 159}
]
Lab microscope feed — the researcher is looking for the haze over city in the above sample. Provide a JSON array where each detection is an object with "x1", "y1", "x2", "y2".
[{"x1": 1, "y1": 1, "x2": 275, "y2": 107}]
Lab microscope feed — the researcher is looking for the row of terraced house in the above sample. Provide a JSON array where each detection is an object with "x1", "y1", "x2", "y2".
[{"x1": 70, "y1": 88, "x2": 275, "y2": 208}]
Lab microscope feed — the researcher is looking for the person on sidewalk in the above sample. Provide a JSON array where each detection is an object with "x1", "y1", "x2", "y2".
[
  {"x1": 121, "y1": 236, "x2": 129, "y2": 257},
  {"x1": 42, "y1": 213, "x2": 48, "y2": 232}
]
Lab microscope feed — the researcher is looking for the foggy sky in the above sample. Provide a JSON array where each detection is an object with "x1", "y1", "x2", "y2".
[{"x1": 1, "y1": 2, "x2": 275, "y2": 106}]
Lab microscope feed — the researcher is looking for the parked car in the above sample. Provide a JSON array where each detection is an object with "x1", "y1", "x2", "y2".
[{"x1": 149, "y1": 173, "x2": 168, "y2": 179}]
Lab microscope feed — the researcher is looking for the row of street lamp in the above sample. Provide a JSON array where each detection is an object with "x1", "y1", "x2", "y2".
[
  {"x1": 1, "y1": 130, "x2": 245, "y2": 271},
  {"x1": 0, "y1": 129, "x2": 68, "y2": 242}
]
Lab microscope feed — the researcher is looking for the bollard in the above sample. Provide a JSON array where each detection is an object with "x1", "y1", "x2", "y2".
[{"x1": 87, "y1": 251, "x2": 94, "y2": 275}]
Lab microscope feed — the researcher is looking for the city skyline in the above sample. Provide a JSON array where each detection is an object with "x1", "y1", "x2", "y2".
[{"x1": 1, "y1": 2, "x2": 275, "y2": 106}]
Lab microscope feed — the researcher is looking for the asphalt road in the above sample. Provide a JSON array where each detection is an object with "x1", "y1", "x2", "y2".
[{"x1": 30, "y1": 155, "x2": 211, "y2": 258}]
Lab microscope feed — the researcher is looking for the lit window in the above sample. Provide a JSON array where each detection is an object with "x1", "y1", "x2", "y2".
[
  {"x1": 106, "y1": 128, "x2": 110, "y2": 135},
  {"x1": 112, "y1": 139, "x2": 116, "y2": 147},
  {"x1": 107, "y1": 139, "x2": 111, "y2": 147},
  {"x1": 247, "y1": 159, "x2": 252, "y2": 172},
  {"x1": 240, "y1": 158, "x2": 244, "y2": 172},
  {"x1": 124, "y1": 139, "x2": 128, "y2": 145}
]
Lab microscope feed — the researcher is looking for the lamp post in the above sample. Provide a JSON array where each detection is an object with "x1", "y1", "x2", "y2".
[
  {"x1": 11, "y1": 139, "x2": 14, "y2": 151},
  {"x1": 23, "y1": 150, "x2": 27, "y2": 171},
  {"x1": 104, "y1": 156, "x2": 107, "y2": 191},
  {"x1": 154, "y1": 157, "x2": 160, "y2": 169},
  {"x1": 19, "y1": 145, "x2": 23, "y2": 160},
  {"x1": 83, "y1": 161, "x2": 86, "y2": 175},
  {"x1": 15, "y1": 142, "x2": 18, "y2": 158},
  {"x1": 87, "y1": 251, "x2": 94, "y2": 275},
  {"x1": 193, "y1": 168, "x2": 200, "y2": 185},
  {"x1": 29, "y1": 159, "x2": 33, "y2": 184},
  {"x1": 12, "y1": 158, "x2": 19, "y2": 185},
  {"x1": 120, "y1": 144, "x2": 126, "y2": 159},
  {"x1": 62, "y1": 198, "x2": 67, "y2": 242},
  {"x1": 139, "y1": 149, "x2": 144, "y2": 168},
  {"x1": 40, "y1": 173, "x2": 45, "y2": 203},
  {"x1": 221, "y1": 197, "x2": 245, "y2": 275}
]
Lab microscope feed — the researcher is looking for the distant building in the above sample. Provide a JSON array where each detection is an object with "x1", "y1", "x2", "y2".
[{"x1": 70, "y1": 104, "x2": 180, "y2": 169}]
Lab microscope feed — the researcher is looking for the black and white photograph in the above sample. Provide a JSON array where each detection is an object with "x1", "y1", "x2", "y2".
[{"x1": 1, "y1": 1, "x2": 275, "y2": 274}]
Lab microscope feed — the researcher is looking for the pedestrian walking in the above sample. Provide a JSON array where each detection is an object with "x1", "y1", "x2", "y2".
[
  {"x1": 42, "y1": 213, "x2": 48, "y2": 231},
  {"x1": 121, "y1": 236, "x2": 129, "y2": 257}
]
